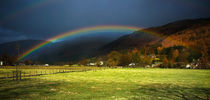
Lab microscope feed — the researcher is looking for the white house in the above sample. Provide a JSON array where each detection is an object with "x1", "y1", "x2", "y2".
[
  {"x1": 129, "y1": 63, "x2": 135, "y2": 66},
  {"x1": 0, "y1": 61, "x2": 3, "y2": 66},
  {"x1": 44, "y1": 64, "x2": 49, "y2": 66},
  {"x1": 88, "y1": 63, "x2": 95, "y2": 66},
  {"x1": 99, "y1": 61, "x2": 104, "y2": 66},
  {"x1": 186, "y1": 64, "x2": 191, "y2": 69}
]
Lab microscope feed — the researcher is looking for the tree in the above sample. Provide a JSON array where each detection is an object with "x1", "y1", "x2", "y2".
[
  {"x1": 170, "y1": 49, "x2": 179, "y2": 68},
  {"x1": 157, "y1": 46, "x2": 163, "y2": 54},
  {"x1": 199, "y1": 41, "x2": 209, "y2": 69},
  {"x1": 119, "y1": 53, "x2": 131, "y2": 66},
  {"x1": 172, "y1": 49, "x2": 179, "y2": 61},
  {"x1": 79, "y1": 58, "x2": 88, "y2": 66},
  {"x1": 0, "y1": 54, "x2": 17, "y2": 65},
  {"x1": 157, "y1": 46, "x2": 163, "y2": 58},
  {"x1": 34, "y1": 61, "x2": 41, "y2": 65},
  {"x1": 23, "y1": 60, "x2": 33, "y2": 65},
  {"x1": 107, "y1": 51, "x2": 121, "y2": 67},
  {"x1": 143, "y1": 56, "x2": 153, "y2": 66},
  {"x1": 130, "y1": 48, "x2": 141, "y2": 64},
  {"x1": 162, "y1": 56, "x2": 169, "y2": 68},
  {"x1": 177, "y1": 49, "x2": 189, "y2": 64}
]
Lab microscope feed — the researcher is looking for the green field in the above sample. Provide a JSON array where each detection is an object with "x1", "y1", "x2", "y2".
[{"x1": 0, "y1": 68, "x2": 209, "y2": 100}]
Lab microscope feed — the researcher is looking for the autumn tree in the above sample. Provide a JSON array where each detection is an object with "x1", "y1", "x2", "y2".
[
  {"x1": 168, "y1": 49, "x2": 179, "y2": 68},
  {"x1": 199, "y1": 41, "x2": 209, "y2": 69},
  {"x1": 119, "y1": 53, "x2": 131, "y2": 66},
  {"x1": 162, "y1": 56, "x2": 169, "y2": 68},
  {"x1": 142, "y1": 56, "x2": 153, "y2": 66},
  {"x1": 79, "y1": 58, "x2": 88, "y2": 66},
  {"x1": 176, "y1": 49, "x2": 189, "y2": 65},
  {"x1": 172, "y1": 49, "x2": 179, "y2": 61},
  {"x1": 130, "y1": 48, "x2": 141, "y2": 64},
  {"x1": 107, "y1": 51, "x2": 121, "y2": 67},
  {"x1": 157, "y1": 46, "x2": 163, "y2": 57}
]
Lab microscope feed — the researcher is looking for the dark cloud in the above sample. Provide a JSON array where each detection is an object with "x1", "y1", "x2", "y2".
[
  {"x1": 0, "y1": 0, "x2": 209, "y2": 43},
  {"x1": 0, "y1": 26, "x2": 28, "y2": 43}
]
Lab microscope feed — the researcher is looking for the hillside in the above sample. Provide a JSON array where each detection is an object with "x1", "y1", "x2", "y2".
[
  {"x1": 101, "y1": 18, "x2": 210, "y2": 52},
  {"x1": 0, "y1": 40, "x2": 46, "y2": 57},
  {"x1": 0, "y1": 32, "x2": 128, "y2": 63},
  {"x1": 37, "y1": 36, "x2": 114, "y2": 63}
]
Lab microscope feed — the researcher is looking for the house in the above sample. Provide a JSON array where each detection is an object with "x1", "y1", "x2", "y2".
[
  {"x1": 0, "y1": 61, "x2": 3, "y2": 66},
  {"x1": 99, "y1": 61, "x2": 104, "y2": 66},
  {"x1": 44, "y1": 64, "x2": 49, "y2": 66},
  {"x1": 129, "y1": 63, "x2": 135, "y2": 66},
  {"x1": 186, "y1": 64, "x2": 191, "y2": 69},
  {"x1": 88, "y1": 63, "x2": 95, "y2": 66}
]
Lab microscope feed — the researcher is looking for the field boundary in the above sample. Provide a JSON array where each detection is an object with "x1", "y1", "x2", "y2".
[{"x1": 0, "y1": 67, "x2": 107, "y2": 80}]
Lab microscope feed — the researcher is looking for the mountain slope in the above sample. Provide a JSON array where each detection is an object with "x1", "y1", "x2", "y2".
[
  {"x1": 0, "y1": 40, "x2": 46, "y2": 57},
  {"x1": 0, "y1": 32, "x2": 128, "y2": 63},
  {"x1": 37, "y1": 36, "x2": 113, "y2": 63},
  {"x1": 101, "y1": 18, "x2": 210, "y2": 52}
]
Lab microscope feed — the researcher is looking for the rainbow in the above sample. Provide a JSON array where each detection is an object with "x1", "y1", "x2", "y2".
[
  {"x1": 18, "y1": 25, "x2": 153, "y2": 60},
  {"x1": 17, "y1": 25, "x2": 189, "y2": 61}
]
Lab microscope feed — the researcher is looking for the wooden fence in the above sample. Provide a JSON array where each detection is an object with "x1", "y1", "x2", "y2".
[{"x1": 0, "y1": 67, "x2": 103, "y2": 81}]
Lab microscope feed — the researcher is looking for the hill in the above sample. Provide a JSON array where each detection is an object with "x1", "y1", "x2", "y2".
[
  {"x1": 37, "y1": 36, "x2": 116, "y2": 63},
  {"x1": 101, "y1": 18, "x2": 210, "y2": 52},
  {"x1": 0, "y1": 40, "x2": 46, "y2": 57},
  {"x1": 0, "y1": 32, "x2": 128, "y2": 63}
]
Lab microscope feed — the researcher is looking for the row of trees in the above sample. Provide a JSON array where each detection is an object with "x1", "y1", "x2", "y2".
[
  {"x1": 77, "y1": 44, "x2": 209, "y2": 69},
  {"x1": 0, "y1": 54, "x2": 17, "y2": 65},
  {"x1": 107, "y1": 49, "x2": 153, "y2": 67},
  {"x1": 156, "y1": 44, "x2": 209, "y2": 69},
  {"x1": 0, "y1": 54, "x2": 41, "y2": 66},
  {"x1": 78, "y1": 48, "x2": 154, "y2": 67},
  {"x1": 1, "y1": 40, "x2": 209, "y2": 69}
]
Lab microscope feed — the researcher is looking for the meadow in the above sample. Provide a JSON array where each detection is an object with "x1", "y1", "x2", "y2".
[{"x1": 0, "y1": 67, "x2": 209, "y2": 100}]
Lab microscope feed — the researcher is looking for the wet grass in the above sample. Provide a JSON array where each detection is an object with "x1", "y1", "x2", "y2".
[{"x1": 0, "y1": 68, "x2": 209, "y2": 100}]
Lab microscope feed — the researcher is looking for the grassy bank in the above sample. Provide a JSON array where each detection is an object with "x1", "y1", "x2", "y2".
[{"x1": 0, "y1": 68, "x2": 209, "y2": 99}]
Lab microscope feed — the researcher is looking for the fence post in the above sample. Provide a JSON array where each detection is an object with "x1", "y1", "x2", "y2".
[
  {"x1": 16, "y1": 71, "x2": 18, "y2": 81},
  {"x1": 20, "y1": 71, "x2": 21, "y2": 80},
  {"x1": 13, "y1": 71, "x2": 14, "y2": 80}
]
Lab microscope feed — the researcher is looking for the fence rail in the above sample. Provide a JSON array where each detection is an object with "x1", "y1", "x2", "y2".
[{"x1": 0, "y1": 67, "x2": 107, "y2": 80}]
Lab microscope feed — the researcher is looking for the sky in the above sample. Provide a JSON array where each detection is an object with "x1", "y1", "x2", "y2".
[{"x1": 0, "y1": 0, "x2": 210, "y2": 43}]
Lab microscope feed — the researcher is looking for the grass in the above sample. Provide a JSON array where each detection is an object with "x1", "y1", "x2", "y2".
[{"x1": 0, "y1": 67, "x2": 209, "y2": 100}]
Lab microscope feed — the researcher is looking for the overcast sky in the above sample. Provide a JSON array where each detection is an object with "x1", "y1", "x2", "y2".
[{"x1": 0, "y1": 0, "x2": 209, "y2": 43}]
